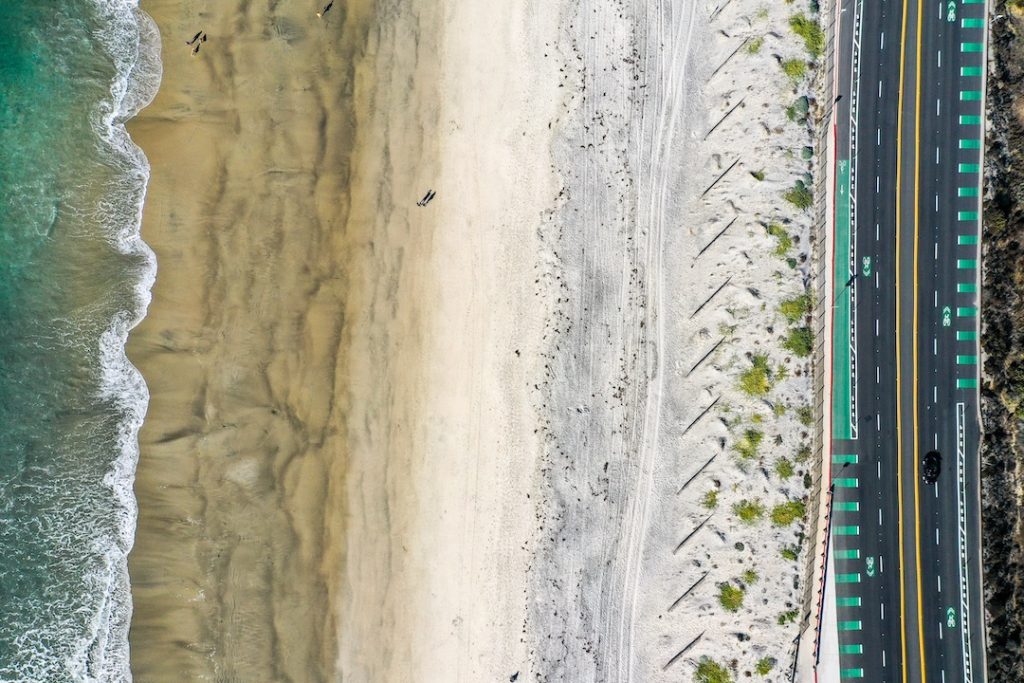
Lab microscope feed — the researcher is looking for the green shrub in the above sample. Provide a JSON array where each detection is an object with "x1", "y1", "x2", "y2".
[
  {"x1": 771, "y1": 500, "x2": 807, "y2": 526},
  {"x1": 750, "y1": 169, "x2": 766, "y2": 181},
  {"x1": 780, "y1": 293, "x2": 812, "y2": 323},
  {"x1": 795, "y1": 443, "x2": 811, "y2": 462},
  {"x1": 781, "y1": 545, "x2": 799, "y2": 561},
  {"x1": 755, "y1": 657, "x2": 776, "y2": 675},
  {"x1": 782, "y1": 58, "x2": 807, "y2": 81},
  {"x1": 773, "y1": 402, "x2": 787, "y2": 417},
  {"x1": 702, "y1": 489, "x2": 719, "y2": 509},
  {"x1": 733, "y1": 499, "x2": 765, "y2": 524},
  {"x1": 695, "y1": 657, "x2": 734, "y2": 683},
  {"x1": 767, "y1": 223, "x2": 794, "y2": 257},
  {"x1": 784, "y1": 181, "x2": 814, "y2": 209},
  {"x1": 739, "y1": 354, "x2": 773, "y2": 396},
  {"x1": 735, "y1": 428, "x2": 764, "y2": 460},
  {"x1": 796, "y1": 404, "x2": 814, "y2": 426},
  {"x1": 778, "y1": 609, "x2": 799, "y2": 625},
  {"x1": 783, "y1": 326, "x2": 814, "y2": 356},
  {"x1": 747, "y1": 36, "x2": 765, "y2": 54},
  {"x1": 719, "y1": 582, "x2": 746, "y2": 611},
  {"x1": 775, "y1": 457, "x2": 795, "y2": 478},
  {"x1": 789, "y1": 13, "x2": 825, "y2": 58},
  {"x1": 742, "y1": 569, "x2": 758, "y2": 585}
]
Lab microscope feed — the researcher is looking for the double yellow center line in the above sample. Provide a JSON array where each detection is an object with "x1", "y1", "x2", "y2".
[{"x1": 894, "y1": 0, "x2": 928, "y2": 679}]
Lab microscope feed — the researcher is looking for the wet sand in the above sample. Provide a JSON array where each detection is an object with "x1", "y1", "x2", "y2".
[{"x1": 128, "y1": 0, "x2": 558, "y2": 679}]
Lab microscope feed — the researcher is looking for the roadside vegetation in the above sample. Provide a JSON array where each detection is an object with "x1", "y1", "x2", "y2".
[
  {"x1": 739, "y1": 354, "x2": 775, "y2": 396},
  {"x1": 755, "y1": 657, "x2": 777, "y2": 676},
  {"x1": 735, "y1": 428, "x2": 764, "y2": 459},
  {"x1": 718, "y1": 582, "x2": 746, "y2": 611},
  {"x1": 733, "y1": 498, "x2": 765, "y2": 524},
  {"x1": 771, "y1": 499, "x2": 807, "y2": 526},
  {"x1": 781, "y1": 58, "x2": 806, "y2": 82},
  {"x1": 789, "y1": 13, "x2": 825, "y2": 58},
  {"x1": 695, "y1": 658, "x2": 733, "y2": 683}
]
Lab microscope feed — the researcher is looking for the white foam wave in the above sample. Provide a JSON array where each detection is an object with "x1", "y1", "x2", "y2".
[{"x1": 61, "y1": 1, "x2": 162, "y2": 680}]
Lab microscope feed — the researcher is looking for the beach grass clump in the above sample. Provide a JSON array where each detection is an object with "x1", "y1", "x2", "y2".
[
  {"x1": 733, "y1": 498, "x2": 765, "y2": 524},
  {"x1": 718, "y1": 582, "x2": 746, "y2": 612},
  {"x1": 739, "y1": 353, "x2": 773, "y2": 396},
  {"x1": 702, "y1": 489, "x2": 719, "y2": 509},
  {"x1": 695, "y1": 657, "x2": 734, "y2": 683},
  {"x1": 789, "y1": 13, "x2": 825, "y2": 58},
  {"x1": 796, "y1": 405, "x2": 814, "y2": 426},
  {"x1": 771, "y1": 499, "x2": 807, "y2": 526},
  {"x1": 747, "y1": 36, "x2": 765, "y2": 54},
  {"x1": 750, "y1": 169, "x2": 766, "y2": 181},
  {"x1": 784, "y1": 181, "x2": 814, "y2": 209},
  {"x1": 773, "y1": 402, "x2": 787, "y2": 417},
  {"x1": 735, "y1": 428, "x2": 764, "y2": 460},
  {"x1": 781, "y1": 58, "x2": 807, "y2": 81},
  {"x1": 755, "y1": 657, "x2": 776, "y2": 676},
  {"x1": 779, "y1": 293, "x2": 812, "y2": 323},
  {"x1": 783, "y1": 326, "x2": 814, "y2": 356},
  {"x1": 781, "y1": 545, "x2": 800, "y2": 561},
  {"x1": 742, "y1": 569, "x2": 758, "y2": 585},
  {"x1": 767, "y1": 222, "x2": 793, "y2": 257},
  {"x1": 795, "y1": 443, "x2": 812, "y2": 462},
  {"x1": 775, "y1": 457, "x2": 795, "y2": 478},
  {"x1": 778, "y1": 609, "x2": 799, "y2": 625}
]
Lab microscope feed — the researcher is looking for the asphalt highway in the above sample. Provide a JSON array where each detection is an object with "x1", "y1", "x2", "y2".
[{"x1": 827, "y1": 0, "x2": 988, "y2": 680}]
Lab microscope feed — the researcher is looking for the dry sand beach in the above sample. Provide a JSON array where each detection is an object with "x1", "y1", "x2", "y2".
[{"x1": 127, "y1": 0, "x2": 823, "y2": 680}]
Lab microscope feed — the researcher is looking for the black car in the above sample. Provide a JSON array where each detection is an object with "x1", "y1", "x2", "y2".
[{"x1": 922, "y1": 450, "x2": 942, "y2": 484}]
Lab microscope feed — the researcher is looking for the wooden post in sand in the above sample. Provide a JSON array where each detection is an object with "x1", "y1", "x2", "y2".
[
  {"x1": 662, "y1": 632, "x2": 705, "y2": 671},
  {"x1": 681, "y1": 396, "x2": 721, "y2": 435},
  {"x1": 668, "y1": 571, "x2": 711, "y2": 612},
  {"x1": 703, "y1": 98, "x2": 745, "y2": 140},
  {"x1": 673, "y1": 514, "x2": 713, "y2": 554},
  {"x1": 700, "y1": 159, "x2": 741, "y2": 197},
  {"x1": 689, "y1": 278, "x2": 732, "y2": 319},
  {"x1": 686, "y1": 337, "x2": 727, "y2": 376}
]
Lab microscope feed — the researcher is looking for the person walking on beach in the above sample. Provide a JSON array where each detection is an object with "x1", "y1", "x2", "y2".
[
  {"x1": 190, "y1": 33, "x2": 207, "y2": 57},
  {"x1": 316, "y1": 1, "x2": 334, "y2": 17},
  {"x1": 417, "y1": 189, "x2": 436, "y2": 207}
]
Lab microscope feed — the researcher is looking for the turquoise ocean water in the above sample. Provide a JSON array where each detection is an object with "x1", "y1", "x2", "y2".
[{"x1": 0, "y1": 2, "x2": 159, "y2": 679}]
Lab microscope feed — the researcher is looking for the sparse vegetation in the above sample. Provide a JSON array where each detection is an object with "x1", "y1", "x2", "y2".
[
  {"x1": 795, "y1": 443, "x2": 811, "y2": 462},
  {"x1": 773, "y1": 402, "x2": 787, "y2": 417},
  {"x1": 784, "y1": 180, "x2": 814, "y2": 209},
  {"x1": 781, "y1": 545, "x2": 800, "y2": 561},
  {"x1": 775, "y1": 457, "x2": 795, "y2": 478},
  {"x1": 796, "y1": 404, "x2": 814, "y2": 426},
  {"x1": 756, "y1": 657, "x2": 777, "y2": 676},
  {"x1": 702, "y1": 489, "x2": 719, "y2": 509},
  {"x1": 747, "y1": 36, "x2": 765, "y2": 54},
  {"x1": 782, "y1": 58, "x2": 807, "y2": 81},
  {"x1": 739, "y1": 353, "x2": 774, "y2": 396},
  {"x1": 789, "y1": 13, "x2": 825, "y2": 58},
  {"x1": 733, "y1": 498, "x2": 765, "y2": 524},
  {"x1": 735, "y1": 428, "x2": 764, "y2": 460},
  {"x1": 778, "y1": 609, "x2": 799, "y2": 625},
  {"x1": 695, "y1": 657, "x2": 734, "y2": 683},
  {"x1": 783, "y1": 326, "x2": 814, "y2": 356},
  {"x1": 750, "y1": 169, "x2": 766, "y2": 181},
  {"x1": 718, "y1": 582, "x2": 746, "y2": 612},
  {"x1": 742, "y1": 569, "x2": 758, "y2": 585},
  {"x1": 771, "y1": 499, "x2": 807, "y2": 526},
  {"x1": 780, "y1": 293, "x2": 812, "y2": 323},
  {"x1": 767, "y1": 222, "x2": 794, "y2": 257}
]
